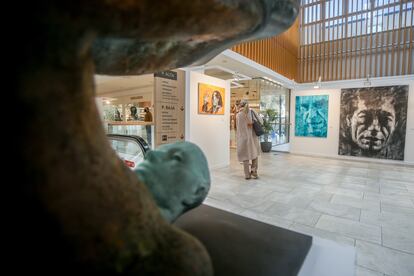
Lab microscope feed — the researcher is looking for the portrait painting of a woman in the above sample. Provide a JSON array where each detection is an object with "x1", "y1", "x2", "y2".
[{"x1": 198, "y1": 83, "x2": 225, "y2": 115}]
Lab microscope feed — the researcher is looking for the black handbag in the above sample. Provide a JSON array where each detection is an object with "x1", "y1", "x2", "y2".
[{"x1": 251, "y1": 110, "x2": 264, "y2": 136}]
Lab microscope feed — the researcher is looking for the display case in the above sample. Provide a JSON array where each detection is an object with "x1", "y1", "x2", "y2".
[{"x1": 103, "y1": 103, "x2": 123, "y2": 121}]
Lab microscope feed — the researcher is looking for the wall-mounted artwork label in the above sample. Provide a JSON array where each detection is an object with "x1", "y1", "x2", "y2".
[
  {"x1": 339, "y1": 85, "x2": 409, "y2": 160},
  {"x1": 295, "y1": 95, "x2": 329, "y2": 137},
  {"x1": 198, "y1": 83, "x2": 225, "y2": 115}
]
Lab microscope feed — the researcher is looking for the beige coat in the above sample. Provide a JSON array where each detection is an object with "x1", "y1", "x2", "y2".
[{"x1": 236, "y1": 109, "x2": 263, "y2": 162}]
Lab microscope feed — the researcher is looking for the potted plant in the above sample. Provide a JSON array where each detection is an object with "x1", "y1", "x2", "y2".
[{"x1": 260, "y1": 109, "x2": 278, "y2": 152}]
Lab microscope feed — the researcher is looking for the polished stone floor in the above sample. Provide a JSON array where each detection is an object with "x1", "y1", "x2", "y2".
[{"x1": 206, "y1": 150, "x2": 414, "y2": 276}]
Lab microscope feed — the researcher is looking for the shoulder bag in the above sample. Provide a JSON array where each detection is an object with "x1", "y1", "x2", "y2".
[{"x1": 250, "y1": 110, "x2": 264, "y2": 136}]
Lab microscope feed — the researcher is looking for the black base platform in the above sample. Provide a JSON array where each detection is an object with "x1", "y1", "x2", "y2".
[{"x1": 174, "y1": 205, "x2": 312, "y2": 276}]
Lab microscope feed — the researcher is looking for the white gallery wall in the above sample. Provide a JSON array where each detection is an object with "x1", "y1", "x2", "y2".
[
  {"x1": 290, "y1": 76, "x2": 414, "y2": 164},
  {"x1": 185, "y1": 71, "x2": 231, "y2": 169}
]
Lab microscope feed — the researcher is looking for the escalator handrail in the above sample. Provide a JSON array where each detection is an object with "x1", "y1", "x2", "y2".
[{"x1": 106, "y1": 134, "x2": 150, "y2": 155}]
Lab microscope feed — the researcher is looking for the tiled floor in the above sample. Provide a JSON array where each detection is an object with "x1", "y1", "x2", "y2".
[{"x1": 206, "y1": 150, "x2": 414, "y2": 276}]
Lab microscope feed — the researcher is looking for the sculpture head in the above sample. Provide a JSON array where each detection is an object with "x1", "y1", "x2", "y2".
[{"x1": 135, "y1": 142, "x2": 210, "y2": 222}]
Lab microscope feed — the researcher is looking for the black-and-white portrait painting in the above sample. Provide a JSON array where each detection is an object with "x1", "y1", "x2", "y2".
[{"x1": 339, "y1": 85, "x2": 409, "y2": 160}]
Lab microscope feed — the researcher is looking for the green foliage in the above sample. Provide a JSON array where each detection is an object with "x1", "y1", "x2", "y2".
[{"x1": 260, "y1": 109, "x2": 278, "y2": 141}]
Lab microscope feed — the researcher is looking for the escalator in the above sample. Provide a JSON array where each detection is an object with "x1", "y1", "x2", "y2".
[{"x1": 107, "y1": 134, "x2": 150, "y2": 170}]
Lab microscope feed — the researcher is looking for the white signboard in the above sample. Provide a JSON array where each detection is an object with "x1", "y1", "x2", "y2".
[{"x1": 154, "y1": 70, "x2": 185, "y2": 146}]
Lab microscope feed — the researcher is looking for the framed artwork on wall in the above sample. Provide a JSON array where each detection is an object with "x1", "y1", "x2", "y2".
[
  {"x1": 295, "y1": 95, "x2": 329, "y2": 137},
  {"x1": 198, "y1": 83, "x2": 225, "y2": 115},
  {"x1": 338, "y1": 85, "x2": 409, "y2": 160}
]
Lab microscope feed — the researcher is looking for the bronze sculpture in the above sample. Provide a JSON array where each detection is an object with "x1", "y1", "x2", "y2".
[
  {"x1": 12, "y1": 0, "x2": 298, "y2": 274},
  {"x1": 135, "y1": 142, "x2": 211, "y2": 223}
]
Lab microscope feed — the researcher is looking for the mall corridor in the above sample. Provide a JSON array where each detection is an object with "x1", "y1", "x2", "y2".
[{"x1": 207, "y1": 151, "x2": 414, "y2": 276}]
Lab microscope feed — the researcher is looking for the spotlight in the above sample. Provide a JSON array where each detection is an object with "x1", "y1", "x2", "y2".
[
  {"x1": 364, "y1": 75, "x2": 371, "y2": 86},
  {"x1": 313, "y1": 76, "x2": 321, "y2": 89}
]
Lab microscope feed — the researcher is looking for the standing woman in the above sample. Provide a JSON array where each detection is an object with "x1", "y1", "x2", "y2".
[{"x1": 236, "y1": 100, "x2": 263, "y2": 179}]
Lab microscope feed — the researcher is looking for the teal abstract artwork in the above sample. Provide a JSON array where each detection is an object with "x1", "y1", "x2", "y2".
[{"x1": 295, "y1": 95, "x2": 329, "y2": 137}]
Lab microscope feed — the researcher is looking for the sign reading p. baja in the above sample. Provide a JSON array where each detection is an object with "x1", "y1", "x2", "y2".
[
  {"x1": 154, "y1": 70, "x2": 185, "y2": 146},
  {"x1": 154, "y1": 71, "x2": 177, "y2": 80}
]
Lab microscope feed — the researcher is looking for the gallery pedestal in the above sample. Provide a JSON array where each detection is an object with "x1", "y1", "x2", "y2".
[
  {"x1": 175, "y1": 205, "x2": 355, "y2": 276},
  {"x1": 298, "y1": 237, "x2": 356, "y2": 276},
  {"x1": 175, "y1": 205, "x2": 312, "y2": 276}
]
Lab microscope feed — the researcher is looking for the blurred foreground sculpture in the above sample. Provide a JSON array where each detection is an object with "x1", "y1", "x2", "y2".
[
  {"x1": 12, "y1": 0, "x2": 298, "y2": 274},
  {"x1": 135, "y1": 142, "x2": 211, "y2": 223}
]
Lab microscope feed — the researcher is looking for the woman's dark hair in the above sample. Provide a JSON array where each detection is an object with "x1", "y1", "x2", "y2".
[{"x1": 212, "y1": 91, "x2": 223, "y2": 106}]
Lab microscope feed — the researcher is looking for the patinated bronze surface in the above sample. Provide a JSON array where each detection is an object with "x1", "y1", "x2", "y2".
[
  {"x1": 135, "y1": 142, "x2": 211, "y2": 223},
  {"x1": 92, "y1": 0, "x2": 299, "y2": 75},
  {"x1": 12, "y1": 0, "x2": 298, "y2": 275}
]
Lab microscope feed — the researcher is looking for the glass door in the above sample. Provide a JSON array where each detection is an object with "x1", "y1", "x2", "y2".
[
  {"x1": 273, "y1": 91, "x2": 290, "y2": 146},
  {"x1": 260, "y1": 87, "x2": 290, "y2": 146},
  {"x1": 230, "y1": 78, "x2": 291, "y2": 149}
]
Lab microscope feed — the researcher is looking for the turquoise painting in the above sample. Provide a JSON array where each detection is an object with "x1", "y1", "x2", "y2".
[{"x1": 295, "y1": 95, "x2": 329, "y2": 137}]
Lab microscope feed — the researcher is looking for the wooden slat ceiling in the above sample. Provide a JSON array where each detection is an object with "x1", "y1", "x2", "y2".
[{"x1": 232, "y1": 0, "x2": 413, "y2": 83}]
